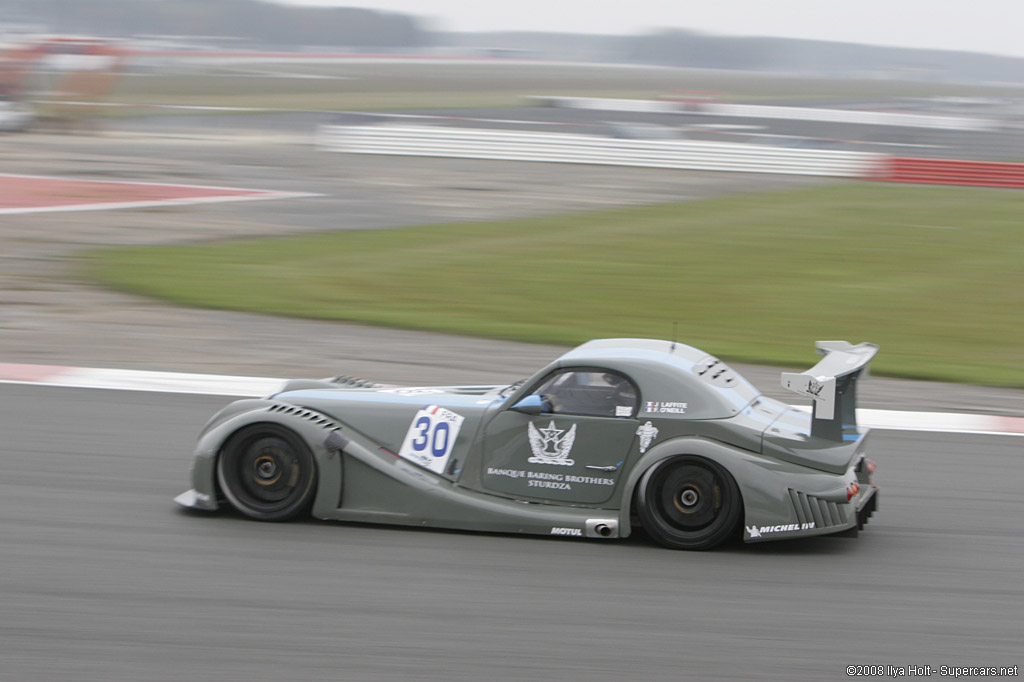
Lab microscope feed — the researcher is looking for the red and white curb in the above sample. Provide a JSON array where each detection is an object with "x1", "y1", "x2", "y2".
[
  {"x1": 1, "y1": 362, "x2": 1021, "y2": 437},
  {"x1": 0, "y1": 173, "x2": 320, "y2": 216}
]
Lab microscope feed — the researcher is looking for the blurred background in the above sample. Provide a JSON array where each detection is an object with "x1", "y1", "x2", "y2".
[
  {"x1": 2, "y1": 0, "x2": 1024, "y2": 157},
  {"x1": 2, "y1": 4, "x2": 1024, "y2": 682},
  {"x1": 2, "y1": 0, "x2": 1023, "y2": 385}
]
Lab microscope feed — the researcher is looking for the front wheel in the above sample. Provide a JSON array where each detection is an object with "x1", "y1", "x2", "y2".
[
  {"x1": 635, "y1": 456, "x2": 742, "y2": 550},
  {"x1": 216, "y1": 424, "x2": 317, "y2": 521}
]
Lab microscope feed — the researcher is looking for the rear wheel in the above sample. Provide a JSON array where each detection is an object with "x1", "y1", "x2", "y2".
[
  {"x1": 635, "y1": 456, "x2": 742, "y2": 550},
  {"x1": 216, "y1": 424, "x2": 316, "y2": 521}
]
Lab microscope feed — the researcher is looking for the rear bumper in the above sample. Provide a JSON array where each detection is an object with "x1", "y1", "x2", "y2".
[
  {"x1": 857, "y1": 486, "x2": 878, "y2": 528},
  {"x1": 743, "y1": 473, "x2": 879, "y2": 543},
  {"x1": 840, "y1": 485, "x2": 879, "y2": 537},
  {"x1": 821, "y1": 485, "x2": 878, "y2": 539}
]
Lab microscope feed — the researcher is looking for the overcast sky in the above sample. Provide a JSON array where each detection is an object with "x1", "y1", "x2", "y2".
[{"x1": 276, "y1": 0, "x2": 1024, "y2": 59}]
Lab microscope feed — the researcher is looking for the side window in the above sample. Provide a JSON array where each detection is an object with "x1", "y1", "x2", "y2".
[{"x1": 533, "y1": 370, "x2": 639, "y2": 418}]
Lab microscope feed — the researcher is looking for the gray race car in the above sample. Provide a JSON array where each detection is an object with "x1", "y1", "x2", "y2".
[{"x1": 175, "y1": 338, "x2": 879, "y2": 550}]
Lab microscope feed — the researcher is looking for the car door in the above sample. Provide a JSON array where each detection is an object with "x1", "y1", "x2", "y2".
[{"x1": 480, "y1": 368, "x2": 641, "y2": 505}]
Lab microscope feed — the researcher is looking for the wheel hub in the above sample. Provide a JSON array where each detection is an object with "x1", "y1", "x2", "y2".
[
  {"x1": 253, "y1": 455, "x2": 281, "y2": 485},
  {"x1": 674, "y1": 485, "x2": 701, "y2": 513}
]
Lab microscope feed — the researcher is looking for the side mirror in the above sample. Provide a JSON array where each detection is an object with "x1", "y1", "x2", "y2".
[{"x1": 510, "y1": 394, "x2": 551, "y2": 415}]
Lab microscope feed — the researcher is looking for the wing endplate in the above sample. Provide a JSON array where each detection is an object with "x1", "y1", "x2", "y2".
[{"x1": 781, "y1": 341, "x2": 878, "y2": 441}]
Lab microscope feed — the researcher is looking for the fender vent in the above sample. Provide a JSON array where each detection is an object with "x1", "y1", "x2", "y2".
[
  {"x1": 330, "y1": 375, "x2": 382, "y2": 388},
  {"x1": 693, "y1": 357, "x2": 739, "y2": 388},
  {"x1": 788, "y1": 489, "x2": 848, "y2": 529},
  {"x1": 266, "y1": 404, "x2": 339, "y2": 431}
]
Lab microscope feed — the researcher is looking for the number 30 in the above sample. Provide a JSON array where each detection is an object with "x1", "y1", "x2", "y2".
[{"x1": 411, "y1": 416, "x2": 451, "y2": 458}]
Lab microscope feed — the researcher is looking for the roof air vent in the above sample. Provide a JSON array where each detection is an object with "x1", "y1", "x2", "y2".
[{"x1": 693, "y1": 356, "x2": 739, "y2": 388}]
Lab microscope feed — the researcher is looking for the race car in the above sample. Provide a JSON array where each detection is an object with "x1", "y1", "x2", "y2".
[{"x1": 175, "y1": 338, "x2": 879, "y2": 550}]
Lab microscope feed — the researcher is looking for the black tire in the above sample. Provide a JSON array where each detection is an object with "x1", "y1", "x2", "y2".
[
  {"x1": 635, "y1": 456, "x2": 742, "y2": 550},
  {"x1": 216, "y1": 423, "x2": 317, "y2": 521}
]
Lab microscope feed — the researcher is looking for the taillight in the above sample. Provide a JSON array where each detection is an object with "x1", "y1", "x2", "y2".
[
  {"x1": 866, "y1": 460, "x2": 877, "y2": 475},
  {"x1": 846, "y1": 482, "x2": 861, "y2": 501}
]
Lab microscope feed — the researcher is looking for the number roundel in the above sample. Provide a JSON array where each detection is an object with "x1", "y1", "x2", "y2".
[
  {"x1": 409, "y1": 416, "x2": 451, "y2": 458},
  {"x1": 398, "y1": 406, "x2": 465, "y2": 474}
]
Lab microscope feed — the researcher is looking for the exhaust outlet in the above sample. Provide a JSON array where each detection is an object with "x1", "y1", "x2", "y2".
[{"x1": 585, "y1": 518, "x2": 619, "y2": 539}]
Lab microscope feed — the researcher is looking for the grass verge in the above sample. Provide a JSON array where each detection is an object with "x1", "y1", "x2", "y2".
[{"x1": 86, "y1": 183, "x2": 1024, "y2": 386}]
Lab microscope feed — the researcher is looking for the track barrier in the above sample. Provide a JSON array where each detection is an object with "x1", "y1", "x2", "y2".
[
  {"x1": 319, "y1": 124, "x2": 1023, "y2": 189},
  {"x1": 318, "y1": 124, "x2": 884, "y2": 178},
  {"x1": 871, "y1": 157, "x2": 1024, "y2": 188}
]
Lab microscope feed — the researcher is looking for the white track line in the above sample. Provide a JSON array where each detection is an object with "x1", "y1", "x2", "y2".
[
  {"x1": 0, "y1": 362, "x2": 1021, "y2": 437},
  {"x1": 0, "y1": 363, "x2": 283, "y2": 397}
]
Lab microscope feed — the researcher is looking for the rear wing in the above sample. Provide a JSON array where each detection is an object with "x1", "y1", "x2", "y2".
[{"x1": 781, "y1": 341, "x2": 879, "y2": 441}]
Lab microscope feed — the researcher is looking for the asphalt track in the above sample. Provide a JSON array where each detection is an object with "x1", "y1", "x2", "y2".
[{"x1": 1, "y1": 382, "x2": 1021, "y2": 681}]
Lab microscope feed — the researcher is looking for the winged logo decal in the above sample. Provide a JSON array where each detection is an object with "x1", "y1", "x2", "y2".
[{"x1": 527, "y1": 420, "x2": 577, "y2": 466}]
